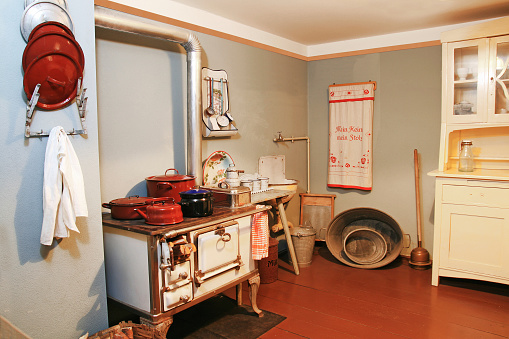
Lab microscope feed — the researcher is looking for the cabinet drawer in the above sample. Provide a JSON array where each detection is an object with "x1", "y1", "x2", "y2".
[
  {"x1": 162, "y1": 281, "x2": 193, "y2": 311},
  {"x1": 442, "y1": 184, "x2": 509, "y2": 208}
]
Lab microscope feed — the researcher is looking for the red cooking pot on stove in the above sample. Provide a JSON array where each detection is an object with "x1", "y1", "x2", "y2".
[
  {"x1": 145, "y1": 168, "x2": 196, "y2": 202},
  {"x1": 135, "y1": 198, "x2": 184, "y2": 225},
  {"x1": 102, "y1": 196, "x2": 165, "y2": 220}
]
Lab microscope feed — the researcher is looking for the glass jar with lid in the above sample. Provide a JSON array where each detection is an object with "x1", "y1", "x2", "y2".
[{"x1": 458, "y1": 140, "x2": 474, "y2": 172}]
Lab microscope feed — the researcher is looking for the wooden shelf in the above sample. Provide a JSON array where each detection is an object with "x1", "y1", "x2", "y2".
[{"x1": 429, "y1": 168, "x2": 509, "y2": 181}]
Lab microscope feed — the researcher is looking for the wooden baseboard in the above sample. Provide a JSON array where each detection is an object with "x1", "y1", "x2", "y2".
[{"x1": 0, "y1": 316, "x2": 30, "y2": 339}]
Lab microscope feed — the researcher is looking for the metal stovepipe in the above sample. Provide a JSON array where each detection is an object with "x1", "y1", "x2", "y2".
[{"x1": 94, "y1": 6, "x2": 203, "y2": 185}]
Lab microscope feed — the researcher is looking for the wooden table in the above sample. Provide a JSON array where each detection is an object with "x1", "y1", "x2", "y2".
[{"x1": 252, "y1": 189, "x2": 300, "y2": 275}]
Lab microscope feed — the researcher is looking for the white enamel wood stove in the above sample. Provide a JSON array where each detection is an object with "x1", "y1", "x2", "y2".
[{"x1": 102, "y1": 205, "x2": 268, "y2": 335}]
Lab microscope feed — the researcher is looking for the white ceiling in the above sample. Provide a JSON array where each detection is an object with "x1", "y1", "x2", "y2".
[
  {"x1": 113, "y1": 0, "x2": 509, "y2": 57},
  {"x1": 169, "y1": 0, "x2": 509, "y2": 46}
]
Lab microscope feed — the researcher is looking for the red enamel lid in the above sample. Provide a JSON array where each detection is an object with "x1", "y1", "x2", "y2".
[
  {"x1": 146, "y1": 168, "x2": 196, "y2": 182},
  {"x1": 23, "y1": 31, "x2": 84, "y2": 71},
  {"x1": 108, "y1": 196, "x2": 154, "y2": 207},
  {"x1": 23, "y1": 51, "x2": 82, "y2": 110},
  {"x1": 28, "y1": 21, "x2": 74, "y2": 41}
]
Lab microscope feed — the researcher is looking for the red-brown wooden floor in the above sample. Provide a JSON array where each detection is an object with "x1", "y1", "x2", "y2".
[{"x1": 224, "y1": 244, "x2": 509, "y2": 339}]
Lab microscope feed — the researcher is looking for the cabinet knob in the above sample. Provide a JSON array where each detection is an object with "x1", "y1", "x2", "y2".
[{"x1": 180, "y1": 295, "x2": 190, "y2": 302}]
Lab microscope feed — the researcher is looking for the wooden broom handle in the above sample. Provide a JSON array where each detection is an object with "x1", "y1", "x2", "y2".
[{"x1": 414, "y1": 149, "x2": 422, "y2": 247}]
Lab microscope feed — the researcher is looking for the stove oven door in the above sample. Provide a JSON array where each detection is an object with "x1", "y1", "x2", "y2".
[{"x1": 193, "y1": 221, "x2": 242, "y2": 286}]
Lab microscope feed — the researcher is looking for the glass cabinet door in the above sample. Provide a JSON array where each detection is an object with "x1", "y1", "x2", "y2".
[
  {"x1": 447, "y1": 39, "x2": 488, "y2": 123},
  {"x1": 488, "y1": 36, "x2": 509, "y2": 123}
]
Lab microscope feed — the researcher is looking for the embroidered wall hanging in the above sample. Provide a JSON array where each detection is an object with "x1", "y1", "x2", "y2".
[{"x1": 328, "y1": 82, "x2": 375, "y2": 190}]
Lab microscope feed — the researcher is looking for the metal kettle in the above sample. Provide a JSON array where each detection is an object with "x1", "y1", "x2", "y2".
[{"x1": 135, "y1": 198, "x2": 183, "y2": 225}]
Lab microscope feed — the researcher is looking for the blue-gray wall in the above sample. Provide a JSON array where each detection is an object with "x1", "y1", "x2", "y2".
[
  {"x1": 308, "y1": 47, "x2": 442, "y2": 255},
  {"x1": 0, "y1": 2, "x2": 108, "y2": 338}
]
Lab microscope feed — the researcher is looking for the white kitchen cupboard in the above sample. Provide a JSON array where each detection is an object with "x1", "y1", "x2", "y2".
[
  {"x1": 444, "y1": 36, "x2": 509, "y2": 125},
  {"x1": 430, "y1": 175, "x2": 509, "y2": 286},
  {"x1": 430, "y1": 16, "x2": 509, "y2": 286}
]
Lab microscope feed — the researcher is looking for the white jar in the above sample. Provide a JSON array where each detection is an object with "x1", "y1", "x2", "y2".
[
  {"x1": 252, "y1": 179, "x2": 261, "y2": 192},
  {"x1": 259, "y1": 177, "x2": 269, "y2": 190},
  {"x1": 226, "y1": 178, "x2": 240, "y2": 187},
  {"x1": 226, "y1": 164, "x2": 239, "y2": 179},
  {"x1": 240, "y1": 180, "x2": 253, "y2": 191}
]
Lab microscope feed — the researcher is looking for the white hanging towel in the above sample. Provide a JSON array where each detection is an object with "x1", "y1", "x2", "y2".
[
  {"x1": 328, "y1": 83, "x2": 375, "y2": 190},
  {"x1": 41, "y1": 126, "x2": 88, "y2": 246}
]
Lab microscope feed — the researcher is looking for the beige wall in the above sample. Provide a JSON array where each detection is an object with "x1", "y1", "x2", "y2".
[
  {"x1": 96, "y1": 27, "x2": 308, "y2": 227},
  {"x1": 308, "y1": 46, "x2": 442, "y2": 255},
  {"x1": 97, "y1": 22, "x2": 442, "y2": 257}
]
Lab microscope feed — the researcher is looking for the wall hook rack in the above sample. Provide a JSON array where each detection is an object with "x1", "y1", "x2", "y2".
[{"x1": 24, "y1": 78, "x2": 88, "y2": 138}]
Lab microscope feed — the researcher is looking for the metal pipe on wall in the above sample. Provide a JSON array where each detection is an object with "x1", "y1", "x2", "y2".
[
  {"x1": 94, "y1": 6, "x2": 203, "y2": 185},
  {"x1": 273, "y1": 132, "x2": 310, "y2": 193}
]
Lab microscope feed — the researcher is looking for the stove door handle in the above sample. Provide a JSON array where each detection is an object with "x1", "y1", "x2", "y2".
[
  {"x1": 215, "y1": 228, "x2": 231, "y2": 242},
  {"x1": 221, "y1": 232, "x2": 231, "y2": 242}
]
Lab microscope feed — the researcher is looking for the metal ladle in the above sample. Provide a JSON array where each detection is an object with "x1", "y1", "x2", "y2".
[
  {"x1": 206, "y1": 77, "x2": 215, "y2": 116},
  {"x1": 217, "y1": 78, "x2": 229, "y2": 127}
]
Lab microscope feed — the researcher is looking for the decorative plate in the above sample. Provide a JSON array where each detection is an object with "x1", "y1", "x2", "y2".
[{"x1": 203, "y1": 150, "x2": 234, "y2": 186}]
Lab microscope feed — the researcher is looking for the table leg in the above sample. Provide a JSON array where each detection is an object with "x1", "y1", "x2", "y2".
[
  {"x1": 276, "y1": 197, "x2": 300, "y2": 275},
  {"x1": 236, "y1": 282, "x2": 243, "y2": 305}
]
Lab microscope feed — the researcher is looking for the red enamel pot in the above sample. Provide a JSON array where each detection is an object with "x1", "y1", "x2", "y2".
[
  {"x1": 102, "y1": 196, "x2": 165, "y2": 220},
  {"x1": 145, "y1": 169, "x2": 196, "y2": 203}
]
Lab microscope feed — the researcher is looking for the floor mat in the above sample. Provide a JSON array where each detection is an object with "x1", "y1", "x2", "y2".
[{"x1": 166, "y1": 295, "x2": 286, "y2": 338}]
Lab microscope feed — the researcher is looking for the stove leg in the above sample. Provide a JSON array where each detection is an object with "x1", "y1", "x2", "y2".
[
  {"x1": 248, "y1": 274, "x2": 263, "y2": 317},
  {"x1": 140, "y1": 316, "x2": 173, "y2": 337}
]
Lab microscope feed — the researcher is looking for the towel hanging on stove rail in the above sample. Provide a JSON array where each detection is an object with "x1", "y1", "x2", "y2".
[{"x1": 328, "y1": 82, "x2": 375, "y2": 190}]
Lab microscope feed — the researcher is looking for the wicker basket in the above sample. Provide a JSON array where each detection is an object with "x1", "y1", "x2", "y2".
[{"x1": 88, "y1": 321, "x2": 165, "y2": 339}]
